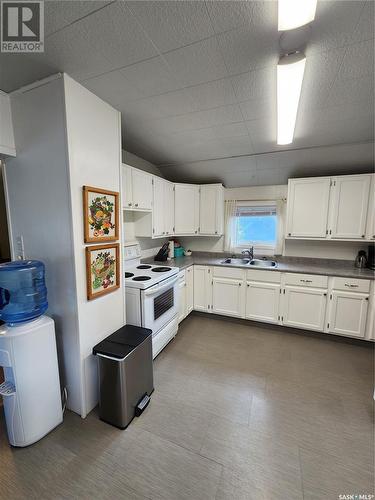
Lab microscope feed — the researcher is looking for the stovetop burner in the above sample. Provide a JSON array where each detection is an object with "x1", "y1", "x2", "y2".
[
  {"x1": 132, "y1": 276, "x2": 151, "y2": 281},
  {"x1": 137, "y1": 265, "x2": 152, "y2": 269},
  {"x1": 125, "y1": 272, "x2": 134, "y2": 278},
  {"x1": 152, "y1": 267, "x2": 171, "y2": 272}
]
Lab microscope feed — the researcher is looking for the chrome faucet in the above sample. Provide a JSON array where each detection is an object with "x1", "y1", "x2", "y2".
[{"x1": 242, "y1": 246, "x2": 254, "y2": 260}]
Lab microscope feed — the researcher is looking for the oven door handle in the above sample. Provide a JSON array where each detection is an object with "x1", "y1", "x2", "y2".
[{"x1": 143, "y1": 275, "x2": 178, "y2": 296}]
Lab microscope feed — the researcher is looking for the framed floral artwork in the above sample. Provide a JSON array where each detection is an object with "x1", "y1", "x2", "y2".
[
  {"x1": 83, "y1": 186, "x2": 119, "y2": 243},
  {"x1": 86, "y1": 243, "x2": 120, "y2": 300}
]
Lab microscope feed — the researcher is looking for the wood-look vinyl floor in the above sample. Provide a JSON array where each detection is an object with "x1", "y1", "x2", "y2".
[{"x1": 1, "y1": 313, "x2": 374, "y2": 500}]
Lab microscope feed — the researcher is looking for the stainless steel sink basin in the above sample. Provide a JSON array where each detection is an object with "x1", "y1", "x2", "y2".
[
  {"x1": 220, "y1": 258, "x2": 250, "y2": 265},
  {"x1": 249, "y1": 259, "x2": 277, "y2": 268}
]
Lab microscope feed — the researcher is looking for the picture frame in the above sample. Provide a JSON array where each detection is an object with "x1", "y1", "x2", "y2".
[
  {"x1": 83, "y1": 186, "x2": 119, "y2": 243},
  {"x1": 85, "y1": 243, "x2": 120, "y2": 300}
]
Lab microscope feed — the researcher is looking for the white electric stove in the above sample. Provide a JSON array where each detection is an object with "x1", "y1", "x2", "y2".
[{"x1": 124, "y1": 242, "x2": 179, "y2": 358}]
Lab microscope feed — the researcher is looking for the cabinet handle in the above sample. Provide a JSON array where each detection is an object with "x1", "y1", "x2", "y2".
[
  {"x1": 300, "y1": 279, "x2": 312, "y2": 283},
  {"x1": 361, "y1": 235, "x2": 365, "y2": 238},
  {"x1": 195, "y1": 230, "x2": 197, "y2": 234},
  {"x1": 215, "y1": 231, "x2": 218, "y2": 234},
  {"x1": 128, "y1": 202, "x2": 132, "y2": 206},
  {"x1": 135, "y1": 203, "x2": 139, "y2": 207},
  {"x1": 239, "y1": 283, "x2": 241, "y2": 287},
  {"x1": 288, "y1": 233, "x2": 291, "y2": 236},
  {"x1": 247, "y1": 283, "x2": 250, "y2": 287},
  {"x1": 162, "y1": 232, "x2": 165, "y2": 235},
  {"x1": 344, "y1": 283, "x2": 359, "y2": 288}
]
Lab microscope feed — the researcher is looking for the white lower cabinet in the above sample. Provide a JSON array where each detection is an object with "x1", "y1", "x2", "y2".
[
  {"x1": 281, "y1": 286, "x2": 327, "y2": 331},
  {"x1": 178, "y1": 279, "x2": 186, "y2": 324},
  {"x1": 193, "y1": 266, "x2": 212, "y2": 313},
  {"x1": 191, "y1": 265, "x2": 373, "y2": 341},
  {"x1": 212, "y1": 278, "x2": 245, "y2": 318},
  {"x1": 245, "y1": 282, "x2": 280, "y2": 324},
  {"x1": 185, "y1": 266, "x2": 194, "y2": 315}
]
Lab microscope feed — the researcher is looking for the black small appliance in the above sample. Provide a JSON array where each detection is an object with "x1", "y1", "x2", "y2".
[{"x1": 154, "y1": 242, "x2": 169, "y2": 262}]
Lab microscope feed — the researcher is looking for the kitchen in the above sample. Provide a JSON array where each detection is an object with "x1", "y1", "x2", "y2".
[{"x1": 0, "y1": 1, "x2": 374, "y2": 499}]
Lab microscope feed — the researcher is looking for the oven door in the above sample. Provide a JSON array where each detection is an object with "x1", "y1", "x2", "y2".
[{"x1": 141, "y1": 275, "x2": 178, "y2": 333}]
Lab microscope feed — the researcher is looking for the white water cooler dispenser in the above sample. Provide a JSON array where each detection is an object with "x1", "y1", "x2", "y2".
[{"x1": 0, "y1": 260, "x2": 62, "y2": 447}]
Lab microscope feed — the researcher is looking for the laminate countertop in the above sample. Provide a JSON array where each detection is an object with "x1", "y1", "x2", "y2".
[{"x1": 143, "y1": 252, "x2": 375, "y2": 280}]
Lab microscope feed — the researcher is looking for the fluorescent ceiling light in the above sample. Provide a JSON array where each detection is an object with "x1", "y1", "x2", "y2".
[
  {"x1": 278, "y1": 0, "x2": 317, "y2": 31},
  {"x1": 277, "y1": 53, "x2": 306, "y2": 145}
]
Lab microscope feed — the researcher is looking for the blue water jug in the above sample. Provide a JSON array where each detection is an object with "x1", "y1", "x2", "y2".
[{"x1": 0, "y1": 260, "x2": 48, "y2": 324}]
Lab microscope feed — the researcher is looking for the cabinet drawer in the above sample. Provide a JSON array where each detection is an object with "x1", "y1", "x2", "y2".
[
  {"x1": 332, "y1": 277, "x2": 370, "y2": 293},
  {"x1": 246, "y1": 269, "x2": 281, "y2": 283},
  {"x1": 213, "y1": 266, "x2": 245, "y2": 280},
  {"x1": 284, "y1": 273, "x2": 328, "y2": 288}
]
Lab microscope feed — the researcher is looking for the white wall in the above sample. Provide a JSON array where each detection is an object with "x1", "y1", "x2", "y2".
[
  {"x1": 122, "y1": 150, "x2": 163, "y2": 177},
  {"x1": 64, "y1": 75, "x2": 124, "y2": 417},
  {"x1": 179, "y1": 183, "x2": 364, "y2": 260},
  {"x1": 6, "y1": 76, "x2": 83, "y2": 414}
]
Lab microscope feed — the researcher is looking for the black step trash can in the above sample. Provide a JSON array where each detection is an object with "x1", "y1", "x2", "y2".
[{"x1": 93, "y1": 325, "x2": 154, "y2": 429}]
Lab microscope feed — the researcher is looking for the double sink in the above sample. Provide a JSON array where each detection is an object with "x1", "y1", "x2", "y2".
[{"x1": 220, "y1": 257, "x2": 277, "y2": 268}]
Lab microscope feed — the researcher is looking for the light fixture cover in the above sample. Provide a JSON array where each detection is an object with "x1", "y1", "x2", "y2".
[
  {"x1": 278, "y1": 0, "x2": 317, "y2": 31},
  {"x1": 277, "y1": 52, "x2": 306, "y2": 145}
]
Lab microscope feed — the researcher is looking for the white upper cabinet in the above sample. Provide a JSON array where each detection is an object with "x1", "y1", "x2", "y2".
[
  {"x1": 121, "y1": 164, "x2": 153, "y2": 211},
  {"x1": 328, "y1": 175, "x2": 371, "y2": 239},
  {"x1": 286, "y1": 177, "x2": 331, "y2": 238},
  {"x1": 286, "y1": 174, "x2": 374, "y2": 241},
  {"x1": 0, "y1": 91, "x2": 16, "y2": 157},
  {"x1": 164, "y1": 181, "x2": 175, "y2": 236},
  {"x1": 132, "y1": 168, "x2": 153, "y2": 210},
  {"x1": 365, "y1": 174, "x2": 375, "y2": 240},
  {"x1": 199, "y1": 184, "x2": 224, "y2": 236},
  {"x1": 174, "y1": 183, "x2": 200, "y2": 235},
  {"x1": 152, "y1": 176, "x2": 165, "y2": 237},
  {"x1": 122, "y1": 164, "x2": 133, "y2": 208}
]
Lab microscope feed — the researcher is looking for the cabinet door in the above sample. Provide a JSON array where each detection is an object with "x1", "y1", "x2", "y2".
[
  {"x1": 212, "y1": 278, "x2": 245, "y2": 318},
  {"x1": 193, "y1": 266, "x2": 211, "y2": 312},
  {"x1": 286, "y1": 178, "x2": 331, "y2": 238},
  {"x1": 199, "y1": 185, "x2": 223, "y2": 235},
  {"x1": 174, "y1": 184, "x2": 199, "y2": 235},
  {"x1": 0, "y1": 92, "x2": 16, "y2": 156},
  {"x1": 365, "y1": 174, "x2": 375, "y2": 240},
  {"x1": 132, "y1": 169, "x2": 153, "y2": 210},
  {"x1": 185, "y1": 266, "x2": 194, "y2": 315},
  {"x1": 282, "y1": 286, "x2": 327, "y2": 331},
  {"x1": 245, "y1": 282, "x2": 280, "y2": 324},
  {"x1": 329, "y1": 175, "x2": 371, "y2": 239},
  {"x1": 152, "y1": 177, "x2": 165, "y2": 237},
  {"x1": 178, "y1": 280, "x2": 186, "y2": 324},
  {"x1": 164, "y1": 182, "x2": 175, "y2": 236},
  {"x1": 121, "y1": 164, "x2": 133, "y2": 208},
  {"x1": 328, "y1": 291, "x2": 368, "y2": 338}
]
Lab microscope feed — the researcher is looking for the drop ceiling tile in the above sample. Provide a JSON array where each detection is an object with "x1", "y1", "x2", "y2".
[
  {"x1": 163, "y1": 37, "x2": 228, "y2": 87},
  {"x1": 216, "y1": 25, "x2": 279, "y2": 76},
  {"x1": 351, "y1": 0, "x2": 375, "y2": 43},
  {"x1": 239, "y1": 98, "x2": 274, "y2": 121},
  {"x1": 328, "y1": 75, "x2": 374, "y2": 108},
  {"x1": 206, "y1": 0, "x2": 277, "y2": 34},
  {"x1": 185, "y1": 78, "x2": 237, "y2": 111},
  {"x1": 171, "y1": 128, "x2": 217, "y2": 144},
  {"x1": 205, "y1": 0, "x2": 255, "y2": 33},
  {"x1": 309, "y1": 1, "x2": 364, "y2": 54},
  {"x1": 82, "y1": 2, "x2": 158, "y2": 69},
  {"x1": 337, "y1": 39, "x2": 375, "y2": 80},
  {"x1": 299, "y1": 48, "x2": 345, "y2": 112},
  {"x1": 126, "y1": 0, "x2": 214, "y2": 52},
  {"x1": 0, "y1": 53, "x2": 57, "y2": 92},
  {"x1": 211, "y1": 122, "x2": 249, "y2": 139},
  {"x1": 83, "y1": 70, "x2": 145, "y2": 106},
  {"x1": 231, "y1": 66, "x2": 275, "y2": 102},
  {"x1": 44, "y1": 1, "x2": 111, "y2": 37},
  {"x1": 43, "y1": 18, "x2": 115, "y2": 81},
  {"x1": 119, "y1": 57, "x2": 181, "y2": 97},
  {"x1": 129, "y1": 89, "x2": 197, "y2": 119},
  {"x1": 245, "y1": 118, "x2": 280, "y2": 155}
]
